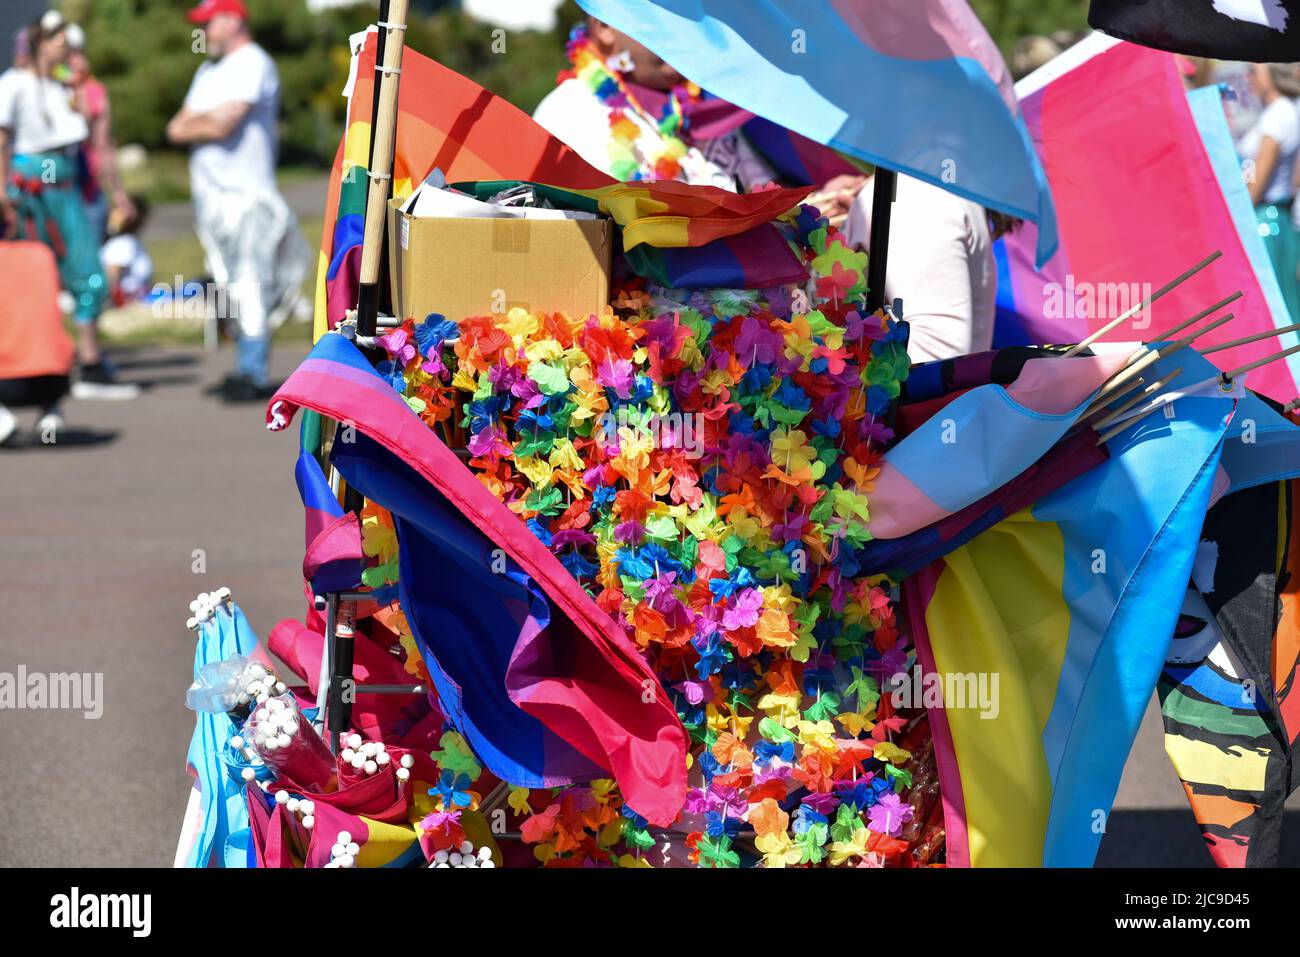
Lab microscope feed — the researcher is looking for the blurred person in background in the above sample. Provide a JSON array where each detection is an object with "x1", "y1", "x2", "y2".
[
  {"x1": 167, "y1": 0, "x2": 308, "y2": 403},
  {"x1": 0, "y1": 10, "x2": 137, "y2": 399},
  {"x1": 1240, "y1": 62, "x2": 1300, "y2": 321},
  {"x1": 101, "y1": 195, "x2": 152, "y2": 308},
  {"x1": 65, "y1": 22, "x2": 134, "y2": 246}
]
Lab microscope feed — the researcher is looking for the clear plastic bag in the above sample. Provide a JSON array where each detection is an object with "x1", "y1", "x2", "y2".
[{"x1": 243, "y1": 695, "x2": 337, "y2": 793}]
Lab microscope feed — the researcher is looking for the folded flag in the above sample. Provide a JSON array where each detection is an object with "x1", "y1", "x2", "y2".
[
  {"x1": 904, "y1": 350, "x2": 1240, "y2": 867},
  {"x1": 994, "y1": 35, "x2": 1300, "y2": 403},
  {"x1": 182, "y1": 601, "x2": 262, "y2": 868},
  {"x1": 865, "y1": 352, "x2": 1127, "y2": 540},
  {"x1": 1089, "y1": 0, "x2": 1300, "y2": 61},
  {"x1": 295, "y1": 447, "x2": 363, "y2": 595},
  {"x1": 266, "y1": 334, "x2": 688, "y2": 826},
  {"x1": 576, "y1": 0, "x2": 1059, "y2": 266},
  {"x1": 318, "y1": 35, "x2": 814, "y2": 334}
]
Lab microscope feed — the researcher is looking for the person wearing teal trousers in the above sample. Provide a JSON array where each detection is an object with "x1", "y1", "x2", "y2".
[
  {"x1": 0, "y1": 12, "x2": 136, "y2": 401},
  {"x1": 1241, "y1": 63, "x2": 1300, "y2": 325}
]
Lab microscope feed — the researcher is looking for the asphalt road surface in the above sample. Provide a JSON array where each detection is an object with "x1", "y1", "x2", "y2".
[{"x1": 1, "y1": 343, "x2": 1294, "y2": 866}]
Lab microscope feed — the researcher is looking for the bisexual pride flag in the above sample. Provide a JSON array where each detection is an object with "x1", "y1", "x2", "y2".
[
  {"x1": 577, "y1": 0, "x2": 1059, "y2": 266},
  {"x1": 266, "y1": 334, "x2": 688, "y2": 826}
]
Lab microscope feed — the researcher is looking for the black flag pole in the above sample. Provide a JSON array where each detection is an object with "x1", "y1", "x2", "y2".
[{"x1": 864, "y1": 167, "x2": 896, "y2": 315}]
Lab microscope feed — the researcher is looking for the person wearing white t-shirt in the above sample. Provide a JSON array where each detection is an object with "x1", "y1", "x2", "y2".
[
  {"x1": 0, "y1": 10, "x2": 138, "y2": 402},
  {"x1": 1241, "y1": 63, "x2": 1300, "y2": 323},
  {"x1": 166, "y1": 0, "x2": 308, "y2": 402},
  {"x1": 844, "y1": 174, "x2": 1002, "y2": 364}
]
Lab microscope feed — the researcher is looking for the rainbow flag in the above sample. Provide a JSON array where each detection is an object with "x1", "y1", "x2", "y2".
[
  {"x1": 902, "y1": 350, "x2": 1239, "y2": 866},
  {"x1": 267, "y1": 334, "x2": 688, "y2": 826},
  {"x1": 994, "y1": 34, "x2": 1300, "y2": 404},
  {"x1": 318, "y1": 35, "x2": 813, "y2": 336},
  {"x1": 576, "y1": 0, "x2": 1059, "y2": 266}
]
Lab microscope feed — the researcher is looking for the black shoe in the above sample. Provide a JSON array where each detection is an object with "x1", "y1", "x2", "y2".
[
  {"x1": 218, "y1": 374, "x2": 272, "y2": 403},
  {"x1": 72, "y1": 362, "x2": 141, "y2": 401}
]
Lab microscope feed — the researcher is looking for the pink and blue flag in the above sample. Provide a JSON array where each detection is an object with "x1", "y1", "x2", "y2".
[
  {"x1": 576, "y1": 0, "x2": 1059, "y2": 266},
  {"x1": 994, "y1": 34, "x2": 1300, "y2": 403}
]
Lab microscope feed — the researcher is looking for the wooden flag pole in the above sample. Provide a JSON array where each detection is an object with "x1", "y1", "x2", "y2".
[
  {"x1": 1061, "y1": 250, "x2": 1222, "y2": 358},
  {"x1": 1219, "y1": 343, "x2": 1300, "y2": 382},
  {"x1": 354, "y1": 0, "x2": 409, "y2": 339},
  {"x1": 1198, "y1": 320, "x2": 1300, "y2": 355},
  {"x1": 1142, "y1": 291, "x2": 1242, "y2": 345},
  {"x1": 1091, "y1": 367, "x2": 1183, "y2": 432},
  {"x1": 1089, "y1": 311, "x2": 1236, "y2": 406}
]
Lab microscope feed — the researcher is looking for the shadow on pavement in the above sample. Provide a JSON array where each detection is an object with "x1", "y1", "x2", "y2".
[{"x1": 1097, "y1": 810, "x2": 1300, "y2": 867}]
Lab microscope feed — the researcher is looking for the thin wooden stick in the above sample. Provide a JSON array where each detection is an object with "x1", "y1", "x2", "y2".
[
  {"x1": 1095, "y1": 311, "x2": 1236, "y2": 402},
  {"x1": 1079, "y1": 373, "x2": 1147, "y2": 421},
  {"x1": 1097, "y1": 408, "x2": 1161, "y2": 446},
  {"x1": 1284, "y1": 397, "x2": 1300, "y2": 414},
  {"x1": 1091, "y1": 367, "x2": 1183, "y2": 432},
  {"x1": 1198, "y1": 320, "x2": 1300, "y2": 355},
  {"x1": 1219, "y1": 343, "x2": 1300, "y2": 381},
  {"x1": 1123, "y1": 310, "x2": 1239, "y2": 369},
  {"x1": 1062, "y1": 250, "x2": 1222, "y2": 358},
  {"x1": 1143, "y1": 291, "x2": 1242, "y2": 344}
]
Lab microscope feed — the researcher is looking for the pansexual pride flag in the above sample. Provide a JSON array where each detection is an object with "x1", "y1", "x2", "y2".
[
  {"x1": 903, "y1": 351, "x2": 1240, "y2": 867},
  {"x1": 994, "y1": 33, "x2": 1300, "y2": 403},
  {"x1": 266, "y1": 334, "x2": 688, "y2": 826},
  {"x1": 577, "y1": 0, "x2": 1059, "y2": 266}
]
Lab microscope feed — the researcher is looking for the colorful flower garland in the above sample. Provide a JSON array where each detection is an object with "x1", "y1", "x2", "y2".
[
  {"x1": 561, "y1": 22, "x2": 696, "y2": 182},
  {"x1": 374, "y1": 204, "x2": 944, "y2": 867}
]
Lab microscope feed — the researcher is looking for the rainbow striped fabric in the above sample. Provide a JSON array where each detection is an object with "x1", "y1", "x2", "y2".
[{"x1": 317, "y1": 36, "x2": 814, "y2": 336}]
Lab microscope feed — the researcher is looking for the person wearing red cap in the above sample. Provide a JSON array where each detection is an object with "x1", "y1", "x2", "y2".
[{"x1": 166, "y1": 0, "x2": 308, "y2": 402}]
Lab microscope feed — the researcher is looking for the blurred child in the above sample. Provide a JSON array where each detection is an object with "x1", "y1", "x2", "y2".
[{"x1": 100, "y1": 196, "x2": 152, "y2": 307}]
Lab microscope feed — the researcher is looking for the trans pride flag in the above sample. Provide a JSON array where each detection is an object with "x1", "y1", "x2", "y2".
[
  {"x1": 266, "y1": 334, "x2": 688, "y2": 826},
  {"x1": 576, "y1": 0, "x2": 1059, "y2": 266},
  {"x1": 994, "y1": 33, "x2": 1300, "y2": 404}
]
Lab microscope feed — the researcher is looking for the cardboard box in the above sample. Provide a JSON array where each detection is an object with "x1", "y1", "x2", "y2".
[{"x1": 388, "y1": 198, "x2": 612, "y2": 323}]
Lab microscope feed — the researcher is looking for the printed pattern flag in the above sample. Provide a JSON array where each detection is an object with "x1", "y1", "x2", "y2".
[
  {"x1": 266, "y1": 333, "x2": 688, "y2": 825},
  {"x1": 994, "y1": 35, "x2": 1300, "y2": 403},
  {"x1": 1159, "y1": 479, "x2": 1299, "y2": 867},
  {"x1": 903, "y1": 350, "x2": 1240, "y2": 867},
  {"x1": 1090, "y1": 0, "x2": 1300, "y2": 61},
  {"x1": 295, "y1": 447, "x2": 364, "y2": 595},
  {"x1": 576, "y1": 0, "x2": 1060, "y2": 266}
]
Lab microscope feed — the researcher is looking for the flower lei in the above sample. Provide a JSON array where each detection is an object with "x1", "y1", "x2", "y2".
[
  {"x1": 377, "y1": 204, "x2": 944, "y2": 867},
  {"x1": 561, "y1": 22, "x2": 697, "y2": 182}
]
